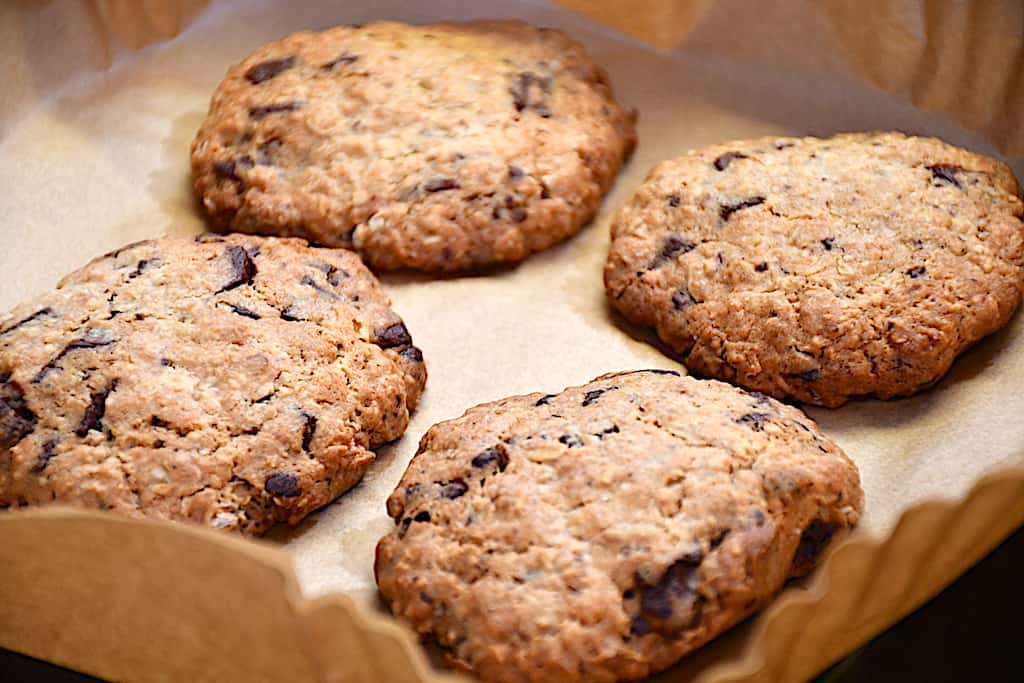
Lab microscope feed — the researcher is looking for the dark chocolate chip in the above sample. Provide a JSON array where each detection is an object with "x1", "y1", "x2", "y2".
[
  {"x1": 650, "y1": 234, "x2": 696, "y2": 268},
  {"x1": 535, "y1": 394, "x2": 555, "y2": 406},
  {"x1": 280, "y1": 308, "x2": 302, "y2": 322},
  {"x1": 76, "y1": 378, "x2": 119, "y2": 437},
  {"x1": 792, "y1": 518, "x2": 840, "y2": 571},
  {"x1": 927, "y1": 164, "x2": 963, "y2": 189},
  {"x1": 420, "y1": 592, "x2": 433, "y2": 604},
  {"x1": 399, "y1": 346, "x2": 424, "y2": 363},
  {"x1": 638, "y1": 552, "x2": 703, "y2": 632},
  {"x1": 559, "y1": 433, "x2": 583, "y2": 448},
  {"x1": 216, "y1": 245, "x2": 257, "y2": 293},
  {"x1": 821, "y1": 237, "x2": 836, "y2": 251},
  {"x1": 0, "y1": 380, "x2": 37, "y2": 449},
  {"x1": 213, "y1": 160, "x2": 239, "y2": 181},
  {"x1": 424, "y1": 178, "x2": 460, "y2": 193},
  {"x1": 907, "y1": 266, "x2": 927, "y2": 279},
  {"x1": 713, "y1": 151, "x2": 748, "y2": 171},
  {"x1": 375, "y1": 322, "x2": 412, "y2": 348},
  {"x1": 626, "y1": 369, "x2": 681, "y2": 377},
  {"x1": 509, "y1": 206, "x2": 528, "y2": 222},
  {"x1": 710, "y1": 528, "x2": 731, "y2": 549},
  {"x1": 33, "y1": 329, "x2": 118, "y2": 383},
  {"x1": 755, "y1": 261, "x2": 768, "y2": 272},
  {"x1": 667, "y1": 194, "x2": 680, "y2": 208},
  {"x1": 471, "y1": 446, "x2": 508, "y2": 471},
  {"x1": 672, "y1": 287, "x2": 695, "y2": 310},
  {"x1": 631, "y1": 616, "x2": 652, "y2": 635},
  {"x1": 225, "y1": 303, "x2": 260, "y2": 319},
  {"x1": 300, "y1": 411, "x2": 317, "y2": 452},
  {"x1": 597, "y1": 424, "x2": 620, "y2": 437},
  {"x1": 582, "y1": 387, "x2": 616, "y2": 407},
  {"x1": 102, "y1": 239, "x2": 153, "y2": 260},
  {"x1": 509, "y1": 72, "x2": 552, "y2": 116},
  {"x1": 33, "y1": 438, "x2": 59, "y2": 473},
  {"x1": 720, "y1": 196, "x2": 765, "y2": 221},
  {"x1": 413, "y1": 510, "x2": 431, "y2": 523},
  {"x1": 321, "y1": 53, "x2": 359, "y2": 70},
  {"x1": 150, "y1": 415, "x2": 169, "y2": 428},
  {"x1": 160, "y1": 358, "x2": 173, "y2": 367},
  {"x1": 249, "y1": 102, "x2": 302, "y2": 119},
  {"x1": 794, "y1": 369, "x2": 820, "y2": 381},
  {"x1": 439, "y1": 479, "x2": 468, "y2": 499},
  {"x1": 245, "y1": 56, "x2": 297, "y2": 84},
  {"x1": 299, "y1": 275, "x2": 337, "y2": 298},
  {"x1": 265, "y1": 471, "x2": 301, "y2": 498},
  {"x1": 0, "y1": 307, "x2": 52, "y2": 337},
  {"x1": 736, "y1": 412, "x2": 770, "y2": 431},
  {"x1": 508, "y1": 165, "x2": 525, "y2": 179}
]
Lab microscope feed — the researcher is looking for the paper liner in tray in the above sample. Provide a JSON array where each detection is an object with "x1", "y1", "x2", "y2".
[{"x1": 1, "y1": 1, "x2": 1023, "y2": 681}]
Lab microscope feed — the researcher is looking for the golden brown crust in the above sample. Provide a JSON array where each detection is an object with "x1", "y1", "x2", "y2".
[
  {"x1": 192, "y1": 20, "x2": 636, "y2": 273},
  {"x1": 605, "y1": 132, "x2": 1024, "y2": 407},
  {"x1": 375, "y1": 370, "x2": 863, "y2": 682},
  {"x1": 0, "y1": 234, "x2": 425, "y2": 534}
]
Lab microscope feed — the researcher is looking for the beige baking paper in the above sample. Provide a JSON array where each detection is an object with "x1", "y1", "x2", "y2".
[{"x1": 1, "y1": 1, "x2": 1023, "y2": 681}]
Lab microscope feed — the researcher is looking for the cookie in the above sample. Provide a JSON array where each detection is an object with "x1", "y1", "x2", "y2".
[
  {"x1": 605, "y1": 132, "x2": 1024, "y2": 407},
  {"x1": 191, "y1": 20, "x2": 636, "y2": 273},
  {"x1": 0, "y1": 234, "x2": 426, "y2": 535},
  {"x1": 375, "y1": 370, "x2": 862, "y2": 682}
]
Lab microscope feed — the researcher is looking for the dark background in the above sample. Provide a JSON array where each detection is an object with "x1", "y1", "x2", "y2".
[{"x1": 3, "y1": 525, "x2": 1021, "y2": 682}]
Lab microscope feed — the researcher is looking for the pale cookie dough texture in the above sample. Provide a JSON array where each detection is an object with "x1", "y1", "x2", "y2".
[
  {"x1": 0, "y1": 234, "x2": 426, "y2": 535},
  {"x1": 192, "y1": 20, "x2": 637, "y2": 273},
  {"x1": 605, "y1": 133, "x2": 1024, "y2": 407},
  {"x1": 375, "y1": 370, "x2": 863, "y2": 683}
]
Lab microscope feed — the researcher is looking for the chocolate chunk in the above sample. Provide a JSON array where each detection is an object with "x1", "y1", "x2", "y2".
[
  {"x1": 907, "y1": 266, "x2": 927, "y2": 279},
  {"x1": 638, "y1": 369, "x2": 681, "y2": 377},
  {"x1": 299, "y1": 275, "x2": 337, "y2": 298},
  {"x1": 245, "y1": 56, "x2": 296, "y2": 84},
  {"x1": 509, "y1": 72, "x2": 552, "y2": 117},
  {"x1": 736, "y1": 412, "x2": 770, "y2": 431},
  {"x1": 667, "y1": 194, "x2": 680, "y2": 208},
  {"x1": 310, "y1": 261, "x2": 345, "y2": 286},
  {"x1": 821, "y1": 237, "x2": 836, "y2": 251},
  {"x1": 650, "y1": 234, "x2": 696, "y2": 268},
  {"x1": 755, "y1": 262, "x2": 769, "y2": 272},
  {"x1": 424, "y1": 178, "x2": 460, "y2": 193},
  {"x1": 76, "y1": 379, "x2": 119, "y2": 437},
  {"x1": 419, "y1": 592, "x2": 433, "y2": 604},
  {"x1": 710, "y1": 528, "x2": 731, "y2": 549},
  {"x1": 720, "y1": 196, "x2": 765, "y2": 221},
  {"x1": 213, "y1": 160, "x2": 239, "y2": 181},
  {"x1": 630, "y1": 616, "x2": 652, "y2": 636},
  {"x1": 597, "y1": 424, "x2": 620, "y2": 437},
  {"x1": 33, "y1": 329, "x2": 118, "y2": 383},
  {"x1": 439, "y1": 479, "x2": 468, "y2": 499},
  {"x1": 216, "y1": 245, "x2": 257, "y2": 293},
  {"x1": 0, "y1": 380, "x2": 37, "y2": 449},
  {"x1": 582, "y1": 387, "x2": 616, "y2": 407},
  {"x1": 375, "y1": 322, "x2": 412, "y2": 348},
  {"x1": 672, "y1": 287, "x2": 695, "y2": 310},
  {"x1": 508, "y1": 165, "x2": 525, "y2": 180},
  {"x1": 559, "y1": 433, "x2": 583, "y2": 448},
  {"x1": 398, "y1": 346, "x2": 424, "y2": 363},
  {"x1": 150, "y1": 415, "x2": 170, "y2": 428},
  {"x1": 792, "y1": 518, "x2": 840, "y2": 571},
  {"x1": 1, "y1": 307, "x2": 52, "y2": 337},
  {"x1": 300, "y1": 411, "x2": 317, "y2": 452},
  {"x1": 713, "y1": 151, "x2": 748, "y2": 171},
  {"x1": 471, "y1": 446, "x2": 508, "y2": 471},
  {"x1": 321, "y1": 53, "x2": 359, "y2": 70},
  {"x1": 638, "y1": 552, "x2": 703, "y2": 633},
  {"x1": 413, "y1": 510, "x2": 431, "y2": 523},
  {"x1": 927, "y1": 164, "x2": 963, "y2": 189},
  {"x1": 265, "y1": 472, "x2": 301, "y2": 498},
  {"x1": 249, "y1": 102, "x2": 302, "y2": 119},
  {"x1": 33, "y1": 438, "x2": 58, "y2": 473},
  {"x1": 534, "y1": 394, "x2": 555, "y2": 406},
  {"x1": 225, "y1": 303, "x2": 260, "y2": 319},
  {"x1": 279, "y1": 308, "x2": 302, "y2": 322},
  {"x1": 128, "y1": 258, "x2": 160, "y2": 279},
  {"x1": 794, "y1": 369, "x2": 820, "y2": 381}
]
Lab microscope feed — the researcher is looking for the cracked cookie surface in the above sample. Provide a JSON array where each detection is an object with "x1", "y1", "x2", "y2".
[
  {"x1": 605, "y1": 132, "x2": 1024, "y2": 406},
  {"x1": 192, "y1": 20, "x2": 636, "y2": 273},
  {"x1": 374, "y1": 370, "x2": 862, "y2": 682},
  {"x1": 0, "y1": 234, "x2": 426, "y2": 535}
]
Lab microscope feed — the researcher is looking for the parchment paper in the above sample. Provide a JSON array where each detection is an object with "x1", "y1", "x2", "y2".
[{"x1": 2, "y1": 1, "x2": 1023, "y2": 681}]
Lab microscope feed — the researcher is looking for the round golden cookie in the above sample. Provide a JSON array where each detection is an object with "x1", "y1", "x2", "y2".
[
  {"x1": 375, "y1": 370, "x2": 863, "y2": 683},
  {"x1": 192, "y1": 20, "x2": 636, "y2": 273},
  {"x1": 605, "y1": 132, "x2": 1024, "y2": 407},
  {"x1": 0, "y1": 234, "x2": 425, "y2": 535}
]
